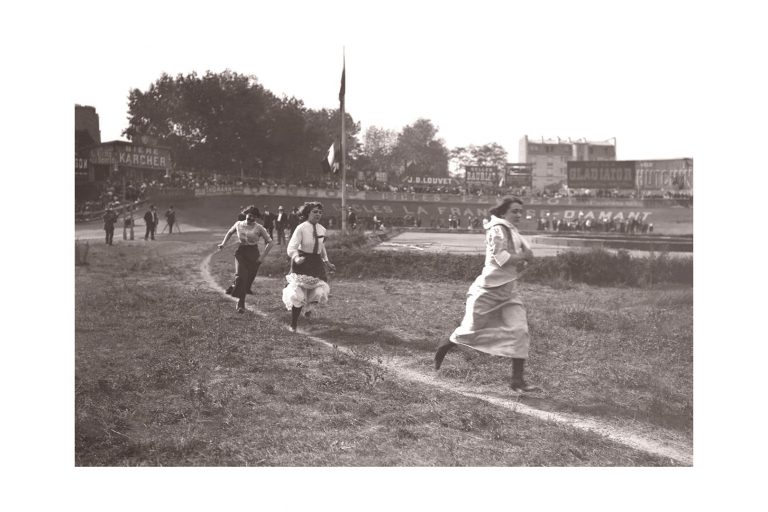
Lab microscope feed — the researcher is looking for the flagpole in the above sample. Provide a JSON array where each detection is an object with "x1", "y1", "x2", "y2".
[{"x1": 340, "y1": 49, "x2": 347, "y2": 233}]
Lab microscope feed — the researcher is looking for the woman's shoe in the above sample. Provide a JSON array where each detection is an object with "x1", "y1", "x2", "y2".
[{"x1": 510, "y1": 380, "x2": 540, "y2": 393}]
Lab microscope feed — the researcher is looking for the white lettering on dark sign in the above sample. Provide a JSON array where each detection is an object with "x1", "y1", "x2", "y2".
[{"x1": 404, "y1": 176, "x2": 455, "y2": 186}]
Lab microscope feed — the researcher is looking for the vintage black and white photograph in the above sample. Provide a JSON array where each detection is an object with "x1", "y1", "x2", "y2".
[{"x1": 6, "y1": 0, "x2": 767, "y2": 510}]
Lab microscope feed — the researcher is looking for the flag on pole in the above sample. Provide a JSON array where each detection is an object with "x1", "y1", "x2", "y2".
[
  {"x1": 321, "y1": 141, "x2": 340, "y2": 174},
  {"x1": 339, "y1": 60, "x2": 346, "y2": 106}
]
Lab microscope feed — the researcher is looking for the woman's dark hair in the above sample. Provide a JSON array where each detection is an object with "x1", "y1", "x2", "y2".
[
  {"x1": 242, "y1": 205, "x2": 261, "y2": 218},
  {"x1": 489, "y1": 197, "x2": 524, "y2": 218},
  {"x1": 299, "y1": 201, "x2": 323, "y2": 220}
]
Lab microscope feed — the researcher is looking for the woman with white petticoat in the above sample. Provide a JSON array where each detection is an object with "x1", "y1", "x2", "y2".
[{"x1": 282, "y1": 202, "x2": 336, "y2": 331}]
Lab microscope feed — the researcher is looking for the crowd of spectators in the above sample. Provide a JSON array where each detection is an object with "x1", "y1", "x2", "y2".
[
  {"x1": 638, "y1": 190, "x2": 693, "y2": 199},
  {"x1": 536, "y1": 214, "x2": 653, "y2": 234},
  {"x1": 83, "y1": 168, "x2": 695, "y2": 200},
  {"x1": 76, "y1": 168, "x2": 693, "y2": 223},
  {"x1": 75, "y1": 179, "x2": 148, "y2": 217}
]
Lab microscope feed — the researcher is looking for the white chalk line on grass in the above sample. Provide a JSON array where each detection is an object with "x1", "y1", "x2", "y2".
[{"x1": 200, "y1": 252, "x2": 692, "y2": 465}]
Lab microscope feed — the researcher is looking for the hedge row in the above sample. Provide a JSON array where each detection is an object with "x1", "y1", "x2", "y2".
[{"x1": 261, "y1": 232, "x2": 692, "y2": 287}]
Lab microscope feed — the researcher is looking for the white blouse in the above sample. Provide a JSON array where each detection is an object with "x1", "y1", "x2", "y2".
[
  {"x1": 234, "y1": 220, "x2": 271, "y2": 245},
  {"x1": 287, "y1": 221, "x2": 329, "y2": 261},
  {"x1": 475, "y1": 216, "x2": 531, "y2": 287}
]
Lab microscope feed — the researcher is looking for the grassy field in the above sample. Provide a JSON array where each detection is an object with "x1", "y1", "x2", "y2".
[{"x1": 75, "y1": 230, "x2": 692, "y2": 466}]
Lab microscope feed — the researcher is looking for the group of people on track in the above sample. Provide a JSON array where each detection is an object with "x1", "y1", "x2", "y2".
[
  {"x1": 102, "y1": 204, "x2": 179, "y2": 245},
  {"x1": 218, "y1": 201, "x2": 335, "y2": 332},
  {"x1": 217, "y1": 197, "x2": 540, "y2": 393}
]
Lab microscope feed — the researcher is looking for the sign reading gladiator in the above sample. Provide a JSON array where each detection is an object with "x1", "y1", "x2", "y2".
[{"x1": 567, "y1": 160, "x2": 636, "y2": 189}]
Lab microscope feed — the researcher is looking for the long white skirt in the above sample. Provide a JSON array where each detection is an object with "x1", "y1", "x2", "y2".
[{"x1": 449, "y1": 279, "x2": 530, "y2": 358}]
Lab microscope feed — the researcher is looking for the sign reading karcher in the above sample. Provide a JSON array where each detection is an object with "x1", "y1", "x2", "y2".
[{"x1": 89, "y1": 142, "x2": 172, "y2": 171}]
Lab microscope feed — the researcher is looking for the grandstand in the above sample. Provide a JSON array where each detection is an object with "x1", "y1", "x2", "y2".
[{"x1": 76, "y1": 173, "x2": 692, "y2": 237}]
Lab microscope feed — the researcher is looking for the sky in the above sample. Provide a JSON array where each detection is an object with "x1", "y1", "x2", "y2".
[
  {"x1": 61, "y1": 0, "x2": 752, "y2": 162},
  {"x1": 4, "y1": 0, "x2": 768, "y2": 509}
]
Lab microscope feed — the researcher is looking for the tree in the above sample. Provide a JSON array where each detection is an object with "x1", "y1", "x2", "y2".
[
  {"x1": 124, "y1": 70, "x2": 362, "y2": 182},
  {"x1": 393, "y1": 118, "x2": 449, "y2": 177},
  {"x1": 449, "y1": 143, "x2": 508, "y2": 172},
  {"x1": 472, "y1": 143, "x2": 508, "y2": 167},
  {"x1": 305, "y1": 108, "x2": 361, "y2": 179},
  {"x1": 125, "y1": 70, "x2": 276, "y2": 176},
  {"x1": 361, "y1": 126, "x2": 398, "y2": 179}
]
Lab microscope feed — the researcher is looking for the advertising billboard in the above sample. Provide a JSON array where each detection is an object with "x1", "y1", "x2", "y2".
[
  {"x1": 503, "y1": 163, "x2": 533, "y2": 187},
  {"x1": 465, "y1": 165, "x2": 498, "y2": 184},
  {"x1": 402, "y1": 175, "x2": 457, "y2": 186},
  {"x1": 567, "y1": 160, "x2": 636, "y2": 189},
  {"x1": 89, "y1": 142, "x2": 172, "y2": 171},
  {"x1": 636, "y1": 158, "x2": 693, "y2": 191}
]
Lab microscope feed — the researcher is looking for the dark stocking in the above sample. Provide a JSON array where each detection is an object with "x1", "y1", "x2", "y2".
[
  {"x1": 434, "y1": 340, "x2": 456, "y2": 370},
  {"x1": 291, "y1": 306, "x2": 302, "y2": 330}
]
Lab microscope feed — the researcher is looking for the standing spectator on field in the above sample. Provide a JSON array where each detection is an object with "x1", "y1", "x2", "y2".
[
  {"x1": 288, "y1": 206, "x2": 301, "y2": 238},
  {"x1": 122, "y1": 206, "x2": 135, "y2": 241},
  {"x1": 274, "y1": 205, "x2": 287, "y2": 245},
  {"x1": 263, "y1": 205, "x2": 276, "y2": 239},
  {"x1": 346, "y1": 206, "x2": 357, "y2": 232},
  {"x1": 144, "y1": 205, "x2": 159, "y2": 240},
  {"x1": 164, "y1": 205, "x2": 177, "y2": 234},
  {"x1": 103, "y1": 205, "x2": 118, "y2": 246}
]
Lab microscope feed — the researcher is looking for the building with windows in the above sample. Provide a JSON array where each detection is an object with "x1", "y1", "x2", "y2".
[{"x1": 519, "y1": 135, "x2": 617, "y2": 191}]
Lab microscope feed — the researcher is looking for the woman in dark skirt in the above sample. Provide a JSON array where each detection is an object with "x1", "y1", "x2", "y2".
[
  {"x1": 282, "y1": 202, "x2": 336, "y2": 331},
  {"x1": 218, "y1": 205, "x2": 273, "y2": 313}
]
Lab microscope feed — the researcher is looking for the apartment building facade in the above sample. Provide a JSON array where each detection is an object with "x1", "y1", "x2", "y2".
[{"x1": 519, "y1": 135, "x2": 617, "y2": 191}]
